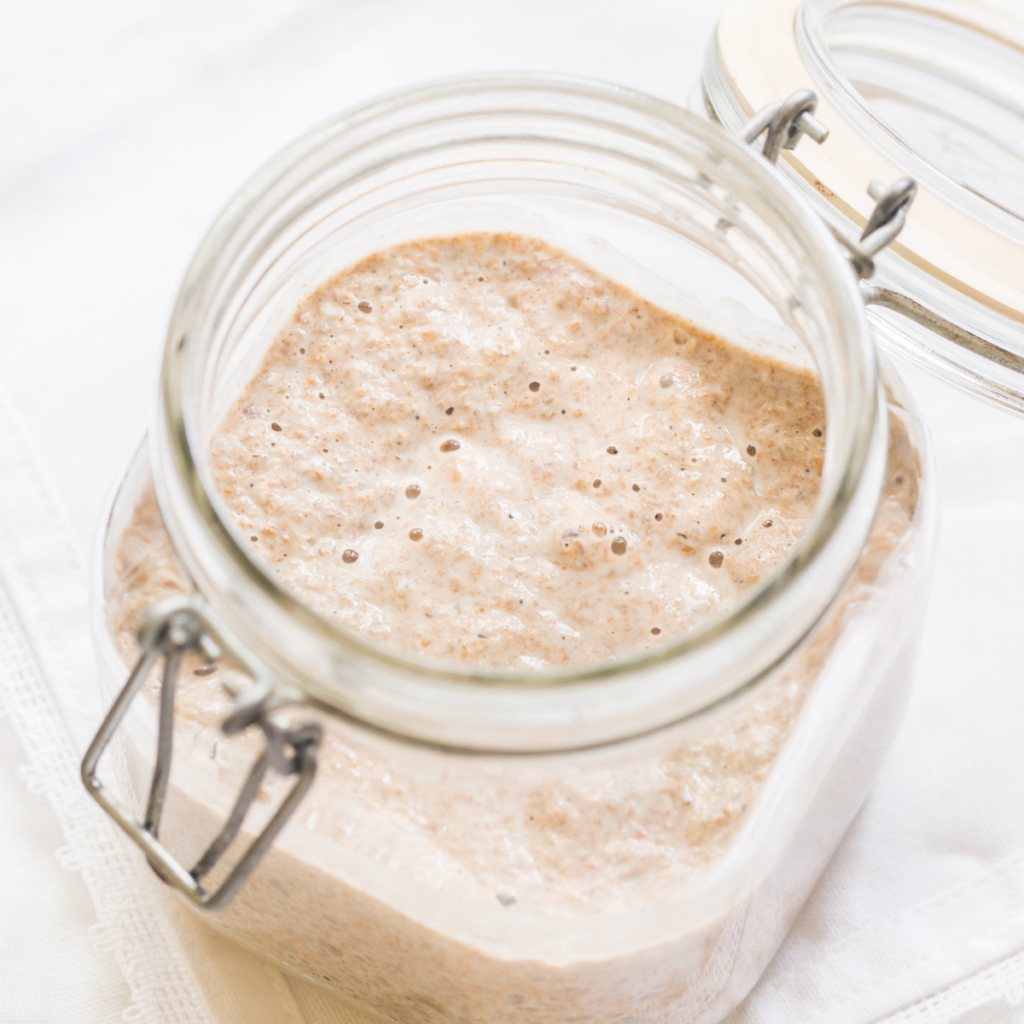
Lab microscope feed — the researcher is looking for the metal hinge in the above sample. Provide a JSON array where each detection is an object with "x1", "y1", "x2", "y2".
[
  {"x1": 830, "y1": 177, "x2": 917, "y2": 281},
  {"x1": 739, "y1": 88, "x2": 830, "y2": 164},
  {"x1": 81, "y1": 595, "x2": 322, "y2": 911},
  {"x1": 738, "y1": 89, "x2": 993, "y2": 353},
  {"x1": 740, "y1": 90, "x2": 915, "y2": 280}
]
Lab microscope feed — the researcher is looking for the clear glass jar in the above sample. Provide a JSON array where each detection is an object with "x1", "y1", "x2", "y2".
[
  {"x1": 700, "y1": 0, "x2": 1024, "y2": 414},
  {"x1": 90, "y1": 76, "x2": 934, "y2": 1024}
]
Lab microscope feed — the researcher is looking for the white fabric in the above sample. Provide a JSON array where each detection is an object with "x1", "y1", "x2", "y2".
[{"x1": 2, "y1": 2, "x2": 1024, "y2": 1022}]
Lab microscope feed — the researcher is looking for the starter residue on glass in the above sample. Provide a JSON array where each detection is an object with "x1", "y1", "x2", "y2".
[{"x1": 210, "y1": 232, "x2": 824, "y2": 669}]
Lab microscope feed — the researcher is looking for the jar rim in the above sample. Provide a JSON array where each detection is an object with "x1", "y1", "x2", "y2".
[{"x1": 154, "y1": 72, "x2": 886, "y2": 751}]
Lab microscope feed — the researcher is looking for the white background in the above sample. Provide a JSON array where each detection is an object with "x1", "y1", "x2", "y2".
[{"x1": 2, "y1": 2, "x2": 1024, "y2": 1022}]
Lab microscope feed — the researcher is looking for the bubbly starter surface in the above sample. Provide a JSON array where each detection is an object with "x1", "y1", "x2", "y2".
[{"x1": 211, "y1": 233, "x2": 825, "y2": 669}]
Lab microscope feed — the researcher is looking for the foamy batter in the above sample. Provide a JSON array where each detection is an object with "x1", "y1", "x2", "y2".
[{"x1": 210, "y1": 233, "x2": 824, "y2": 669}]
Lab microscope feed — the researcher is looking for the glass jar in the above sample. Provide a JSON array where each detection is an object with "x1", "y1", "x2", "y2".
[
  {"x1": 700, "y1": 0, "x2": 1024, "y2": 413},
  {"x1": 86, "y1": 76, "x2": 934, "y2": 1024}
]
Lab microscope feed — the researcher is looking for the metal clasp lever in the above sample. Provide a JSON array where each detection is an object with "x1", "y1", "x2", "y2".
[
  {"x1": 740, "y1": 89, "x2": 829, "y2": 164},
  {"x1": 741, "y1": 90, "x2": 916, "y2": 280},
  {"x1": 81, "y1": 596, "x2": 322, "y2": 911},
  {"x1": 831, "y1": 177, "x2": 917, "y2": 281},
  {"x1": 738, "y1": 91, "x2": 991, "y2": 362}
]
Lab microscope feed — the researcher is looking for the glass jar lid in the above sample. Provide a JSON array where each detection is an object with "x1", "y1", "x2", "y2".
[{"x1": 702, "y1": 0, "x2": 1024, "y2": 413}]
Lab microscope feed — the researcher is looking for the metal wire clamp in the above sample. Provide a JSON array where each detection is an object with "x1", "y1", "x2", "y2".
[
  {"x1": 738, "y1": 90, "x2": 995, "y2": 361},
  {"x1": 81, "y1": 595, "x2": 322, "y2": 911},
  {"x1": 741, "y1": 90, "x2": 916, "y2": 278},
  {"x1": 740, "y1": 88, "x2": 829, "y2": 164},
  {"x1": 830, "y1": 178, "x2": 918, "y2": 281}
]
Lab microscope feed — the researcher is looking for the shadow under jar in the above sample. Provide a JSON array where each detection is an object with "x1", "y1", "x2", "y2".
[{"x1": 89, "y1": 76, "x2": 934, "y2": 1024}]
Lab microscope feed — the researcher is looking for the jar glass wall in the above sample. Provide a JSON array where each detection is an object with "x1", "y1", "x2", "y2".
[{"x1": 92, "y1": 76, "x2": 934, "y2": 1024}]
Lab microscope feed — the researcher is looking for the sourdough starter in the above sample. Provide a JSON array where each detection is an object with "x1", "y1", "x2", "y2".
[{"x1": 208, "y1": 233, "x2": 824, "y2": 668}]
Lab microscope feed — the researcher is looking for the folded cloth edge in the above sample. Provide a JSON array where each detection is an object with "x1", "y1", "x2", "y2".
[{"x1": 0, "y1": 384, "x2": 216, "y2": 1024}]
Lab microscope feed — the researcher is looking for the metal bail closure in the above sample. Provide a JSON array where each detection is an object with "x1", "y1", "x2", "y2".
[
  {"x1": 738, "y1": 90, "x2": 917, "y2": 278},
  {"x1": 736, "y1": 94, "x2": 1000, "y2": 377},
  {"x1": 829, "y1": 177, "x2": 918, "y2": 281},
  {"x1": 81, "y1": 595, "x2": 322, "y2": 911},
  {"x1": 740, "y1": 88, "x2": 829, "y2": 164}
]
